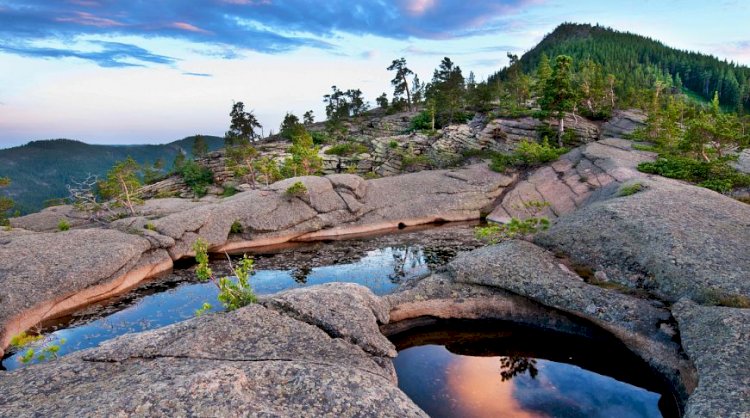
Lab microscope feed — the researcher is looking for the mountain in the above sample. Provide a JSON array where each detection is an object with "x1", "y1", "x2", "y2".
[
  {"x1": 0, "y1": 136, "x2": 224, "y2": 213},
  {"x1": 492, "y1": 23, "x2": 750, "y2": 111}
]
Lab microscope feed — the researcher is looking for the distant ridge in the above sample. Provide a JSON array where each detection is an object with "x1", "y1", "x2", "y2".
[
  {"x1": 0, "y1": 136, "x2": 223, "y2": 213},
  {"x1": 491, "y1": 23, "x2": 750, "y2": 111}
]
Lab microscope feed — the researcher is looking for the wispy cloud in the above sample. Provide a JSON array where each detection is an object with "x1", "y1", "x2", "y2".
[
  {"x1": 0, "y1": 0, "x2": 544, "y2": 63},
  {"x1": 0, "y1": 40, "x2": 177, "y2": 67},
  {"x1": 182, "y1": 71, "x2": 212, "y2": 77}
]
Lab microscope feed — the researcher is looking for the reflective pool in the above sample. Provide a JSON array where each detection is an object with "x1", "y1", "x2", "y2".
[{"x1": 391, "y1": 320, "x2": 679, "y2": 418}]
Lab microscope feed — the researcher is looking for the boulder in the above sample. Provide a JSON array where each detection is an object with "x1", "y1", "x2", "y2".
[
  {"x1": 535, "y1": 176, "x2": 750, "y2": 303},
  {"x1": 0, "y1": 291, "x2": 426, "y2": 417},
  {"x1": 600, "y1": 109, "x2": 647, "y2": 138},
  {"x1": 673, "y1": 300, "x2": 750, "y2": 418}
]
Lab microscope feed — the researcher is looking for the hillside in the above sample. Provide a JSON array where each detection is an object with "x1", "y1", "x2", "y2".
[
  {"x1": 492, "y1": 23, "x2": 750, "y2": 111},
  {"x1": 0, "y1": 136, "x2": 223, "y2": 213}
]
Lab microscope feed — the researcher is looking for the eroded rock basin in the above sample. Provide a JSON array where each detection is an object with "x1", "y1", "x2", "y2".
[
  {"x1": 1, "y1": 222, "x2": 482, "y2": 370},
  {"x1": 389, "y1": 319, "x2": 680, "y2": 418}
]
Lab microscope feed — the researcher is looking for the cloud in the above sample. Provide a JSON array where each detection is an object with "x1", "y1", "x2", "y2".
[
  {"x1": 0, "y1": 40, "x2": 177, "y2": 67},
  {"x1": 182, "y1": 71, "x2": 212, "y2": 77},
  {"x1": 0, "y1": 0, "x2": 543, "y2": 62}
]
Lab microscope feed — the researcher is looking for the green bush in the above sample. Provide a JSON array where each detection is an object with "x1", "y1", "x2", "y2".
[
  {"x1": 193, "y1": 238, "x2": 257, "y2": 311},
  {"x1": 514, "y1": 139, "x2": 568, "y2": 167},
  {"x1": 638, "y1": 155, "x2": 750, "y2": 193},
  {"x1": 475, "y1": 217, "x2": 551, "y2": 244},
  {"x1": 389, "y1": 140, "x2": 399, "y2": 149},
  {"x1": 324, "y1": 142, "x2": 369, "y2": 157},
  {"x1": 410, "y1": 111, "x2": 433, "y2": 131},
  {"x1": 57, "y1": 219, "x2": 70, "y2": 231},
  {"x1": 144, "y1": 222, "x2": 156, "y2": 231},
  {"x1": 310, "y1": 131, "x2": 330, "y2": 145},
  {"x1": 221, "y1": 186, "x2": 238, "y2": 197},
  {"x1": 285, "y1": 181, "x2": 308, "y2": 197},
  {"x1": 618, "y1": 182, "x2": 645, "y2": 197},
  {"x1": 178, "y1": 160, "x2": 213, "y2": 197},
  {"x1": 230, "y1": 220, "x2": 243, "y2": 234}
]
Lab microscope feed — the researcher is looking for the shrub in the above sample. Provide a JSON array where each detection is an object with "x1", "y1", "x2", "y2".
[
  {"x1": 475, "y1": 217, "x2": 551, "y2": 244},
  {"x1": 514, "y1": 138, "x2": 568, "y2": 167},
  {"x1": 389, "y1": 140, "x2": 399, "y2": 149},
  {"x1": 324, "y1": 142, "x2": 369, "y2": 157},
  {"x1": 19, "y1": 338, "x2": 66, "y2": 364},
  {"x1": 410, "y1": 110, "x2": 433, "y2": 131},
  {"x1": 194, "y1": 302, "x2": 213, "y2": 317},
  {"x1": 638, "y1": 155, "x2": 750, "y2": 193},
  {"x1": 178, "y1": 160, "x2": 213, "y2": 197},
  {"x1": 10, "y1": 332, "x2": 42, "y2": 349},
  {"x1": 618, "y1": 182, "x2": 645, "y2": 197},
  {"x1": 57, "y1": 219, "x2": 70, "y2": 231},
  {"x1": 285, "y1": 181, "x2": 308, "y2": 197},
  {"x1": 222, "y1": 186, "x2": 238, "y2": 197},
  {"x1": 230, "y1": 220, "x2": 243, "y2": 234},
  {"x1": 144, "y1": 222, "x2": 156, "y2": 231},
  {"x1": 310, "y1": 130, "x2": 330, "y2": 145},
  {"x1": 193, "y1": 238, "x2": 256, "y2": 311}
]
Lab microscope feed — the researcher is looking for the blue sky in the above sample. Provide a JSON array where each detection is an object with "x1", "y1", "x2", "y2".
[{"x1": 1, "y1": 0, "x2": 748, "y2": 148}]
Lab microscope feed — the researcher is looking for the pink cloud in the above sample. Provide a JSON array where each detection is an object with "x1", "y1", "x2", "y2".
[
  {"x1": 402, "y1": 0, "x2": 436, "y2": 16},
  {"x1": 56, "y1": 12, "x2": 123, "y2": 27},
  {"x1": 169, "y1": 22, "x2": 212, "y2": 34}
]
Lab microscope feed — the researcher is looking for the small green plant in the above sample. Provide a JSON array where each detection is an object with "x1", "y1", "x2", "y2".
[
  {"x1": 193, "y1": 238, "x2": 257, "y2": 311},
  {"x1": 19, "y1": 338, "x2": 66, "y2": 364},
  {"x1": 222, "y1": 186, "x2": 239, "y2": 197},
  {"x1": 230, "y1": 220, "x2": 243, "y2": 234},
  {"x1": 144, "y1": 222, "x2": 156, "y2": 231},
  {"x1": 389, "y1": 140, "x2": 399, "y2": 149},
  {"x1": 177, "y1": 160, "x2": 214, "y2": 197},
  {"x1": 514, "y1": 138, "x2": 568, "y2": 167},
  {"x1": 194, "y1": 302, "x2": 213, "y2": 317},
  {"x1": 475, "y1": 217, "x2": 551, "y2": 244},
  {"x1": 285, "y1": 181, "x2": 308, "y2": 197},
  {"x1": 618, "y1": 182, "x2": 645, "y2": 197},
  {"x1": 363, "y1": 172, "x2": 380, "y2": 180},
  {"x1": 57, "y1": 219, "x2": 70, "y2": 231},
  {"x1": 10, "y1": 332, "x2": 42, "y2": 349},
  {"x1": 324, "y1": 142, "x2": 369, "y2": 157}
]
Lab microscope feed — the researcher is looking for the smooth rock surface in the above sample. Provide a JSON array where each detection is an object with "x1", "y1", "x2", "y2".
[
  {"x1": 673, "y1": 300, "x2": 750, "y2": 418},
  {"x1": 535, "y1": 177, "x2": 750, "y2": 303}
]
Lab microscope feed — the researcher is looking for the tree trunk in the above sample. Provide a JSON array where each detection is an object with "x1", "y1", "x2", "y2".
[
  {"x1": 557, "y1": 115, "x2": 565, "y2": 147},
  {"x1": 118, "y1": 175, "x2": 135, "y2": 215},
  {"x1": 402, "y1": 75, "x2": 412, "y2": 111}
]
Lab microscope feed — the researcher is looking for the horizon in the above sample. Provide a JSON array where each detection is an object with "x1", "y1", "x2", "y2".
[{"x1": 1, "y1": 0, "x2": 749, "y2": 149}]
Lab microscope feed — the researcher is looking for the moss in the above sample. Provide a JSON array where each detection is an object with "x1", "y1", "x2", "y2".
[
  {"x1": 144, "y1": 222, "x2": 157, "y2": 231},
  {"x1": 324, "y1": 142, "x2": 369, "y2": 157},
  {"x1": 698, "y1": 289, "x2": 750, "y2": 308},
  {"x1": 230, "y1": 220, "x2": 243, "y2": 234},
  {"x1": 618, "y1": 182, "x2": 645, "y2": 197},
  {"x1": 57, "y1": 219, "x2": 70, "y2": 231}
]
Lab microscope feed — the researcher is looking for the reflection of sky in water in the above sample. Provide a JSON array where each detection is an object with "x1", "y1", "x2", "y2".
[
  {"x1": 394, "y1": 345, "x2": 662, "y2": 418},
  {"x1": 3, "y1": 246, "x2": 428, "y2": 370}
]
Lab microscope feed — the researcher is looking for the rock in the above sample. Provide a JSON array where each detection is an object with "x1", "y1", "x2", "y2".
[
  {"x1": 263, "y1": 283, "x2": 396, "y2": 357},
  {"x1": 9, "y1": 205, "x2": 89, "y2": 232},
  {"x1": 535, "y1": 176, "x2": 750, "y2": 303},
  {"x1": 0, "y1": 296, "x2": 426, "y2": 417},
  {"x1": 487, "y1": 139, "x2": 656, "y2": 223},
  {"x1": 0, "y1": 229, "x2": 171, "y2": 356},
  {"x1": 732, "y1": 148, "x2": 750, "y2": 174},
  {"x1": 673, "y1": 300, "x2": 750, "y2": 418},
  {"x1": 600, "y1": 109, "x2": 647, "y2": 138}
]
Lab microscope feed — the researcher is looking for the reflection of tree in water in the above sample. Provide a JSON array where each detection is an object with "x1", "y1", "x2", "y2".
[
  {"x1": 422, "y1": 247, "x2": 459, "y2": 270},
  {"x1": 499, "y1": 356, "x2": 538, "y2": 381},
  {"x1": 388, "y1": 246, "x2": 426, "y2": 284},
  {"x1": 291, "y1": 266, "x2": 312, "y2": 284}
]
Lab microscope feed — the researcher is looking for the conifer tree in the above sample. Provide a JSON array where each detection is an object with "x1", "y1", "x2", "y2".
[
  {"x1": 387, "y1": 58, "x2": 414, "y2": 111},
  {"x1": 540, "y1": 55, "x2": 576, "y2": 146},
  {"x1": 98, "y1": 157, "x2": 142, "y2": 215},
  {"x1": 193, "y1": 135, "x2": 208, "y2": 157}
]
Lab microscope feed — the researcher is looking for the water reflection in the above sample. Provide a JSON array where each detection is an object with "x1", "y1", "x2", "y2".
[
  {"x1": 2, "y1": 240, "x2": 466, "y2": 371},
  {"x1": 391, "y1": 320, "x2": 679, "y2": 418}
]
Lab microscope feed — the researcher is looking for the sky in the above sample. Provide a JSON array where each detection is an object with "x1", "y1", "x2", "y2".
[{"x1": 1, "y1": 0, "x2": 749, "y2": 148}]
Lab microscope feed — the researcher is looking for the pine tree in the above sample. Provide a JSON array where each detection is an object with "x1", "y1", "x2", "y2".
[
  {"x1": 98, "y1": 157, "x2": 142, "y2": 215},
  {"x1": 0, "y1": 176, "x2": 13, "y2": 225},
  {"x1": 426, "y1": 57, "x2": 465, "y2": 126},
  {"x1": 303, "y1": 110, "x2": 315, "y2": 125},
  {"x1": 282, "y1": 126, "x2": 322, "y2": 177},
  {"x1": 535, "y1": 53, "x2": 552, "y2": 96},
  {"x1": 279, "y1": 112, "x2": 301, "y2": 139},
  {"x1": 387, "y1": 58, "x2": 415, "y2": 111},
  {"x1": 225, "y1": 101, "x2": 262, "y2": 146},
  {"x1": 540, "y1": 55, "x2": 576, "y2": 146}
]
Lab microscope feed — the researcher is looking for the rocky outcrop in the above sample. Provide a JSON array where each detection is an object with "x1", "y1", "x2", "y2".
[
  {"x1": 383, "y1": 240, "x2": 694, "y2": 403},
  {"x1": 535, "y1": 176, "x2": 750, "y2": 303},
  {"x1": 488, "y1": 138, "x2": 657, "y2": 222},
  {"x1": 673, "y1": 301, "x2": 750, "y2": 418},
  {"x1": 0, "y1": 164, "x2": 512, "y2": 356},
  {"x1": 600, "y1": 109, "x2": 647, "y2": 138},
  {"x1": 0, "y1": 286, "x2": 427, "y2": 417}
]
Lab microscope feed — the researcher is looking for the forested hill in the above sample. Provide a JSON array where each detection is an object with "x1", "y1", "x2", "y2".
[
  {"x1": 493, "y1": 23, "x2": 750, "y2": 111},
  {"x1": 0, "y1": 136, "x2": 223, "y2": 213}
]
